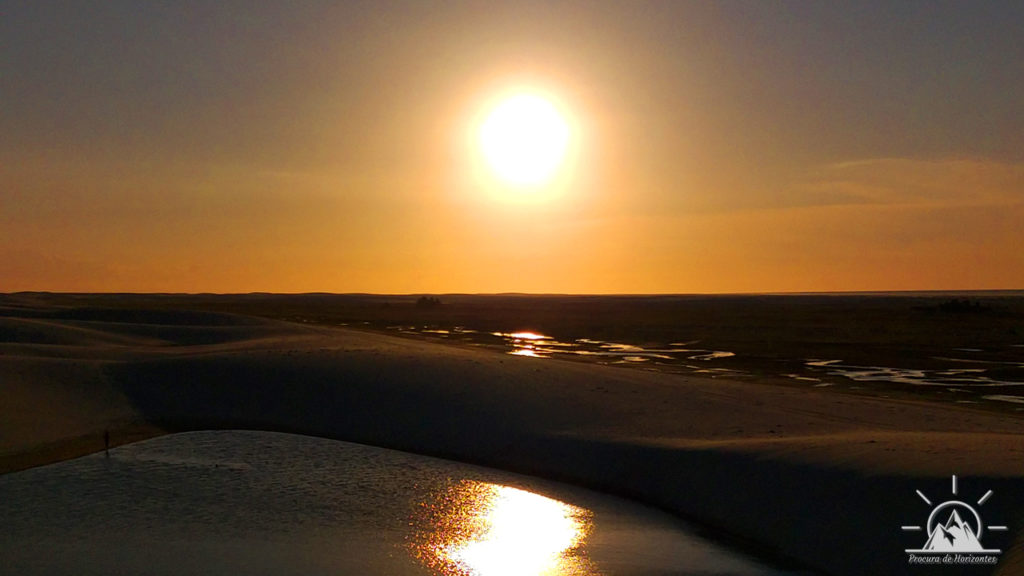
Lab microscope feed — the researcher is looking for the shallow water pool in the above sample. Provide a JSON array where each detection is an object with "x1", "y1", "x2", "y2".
[{"x1": 0, "y1": 430, "x2": 801, "y2": 576}]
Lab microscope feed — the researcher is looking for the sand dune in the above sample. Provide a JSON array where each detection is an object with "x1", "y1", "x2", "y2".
[
  {"x1": 0, "y1": 315, "x2": 162, "y2": 347},
  {"x1": 0, "y1": 303, "x2": 1021, "y2": 575}
]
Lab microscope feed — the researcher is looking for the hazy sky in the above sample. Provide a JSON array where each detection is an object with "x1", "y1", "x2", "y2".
[{"x1": 3, "y1": 1, "x2": 1022, "y2": 293}]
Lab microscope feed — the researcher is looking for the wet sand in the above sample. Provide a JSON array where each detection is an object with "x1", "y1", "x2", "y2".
[{"x1": 1, "y1": 293, "x2": 1022, "y2": 575}]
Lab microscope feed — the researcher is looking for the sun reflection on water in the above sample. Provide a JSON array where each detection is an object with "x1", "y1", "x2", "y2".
[
  {"x1": 507, "y1": 332, "x2": 549, "y2": 340},
  {"x1": 412, "y1": 481, "x2": 598, "y2": 576}
]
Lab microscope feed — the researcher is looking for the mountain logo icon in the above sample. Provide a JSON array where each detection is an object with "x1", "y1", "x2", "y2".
[
  {"x1": 922, "y1": 507, "x2": 984, "y2": 552},
  {"x1": 903, "y1": 475, "x2": 1007, "y2": 555}
]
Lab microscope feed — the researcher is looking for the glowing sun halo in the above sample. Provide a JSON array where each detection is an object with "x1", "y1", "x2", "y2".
[{"x1": 479, "y1": 93, "x2": 570, "y2": 187}]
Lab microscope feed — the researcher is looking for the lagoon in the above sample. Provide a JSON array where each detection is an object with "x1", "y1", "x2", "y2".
[{"x1": 0, "y1": 430, "x2": 798, "y2": 576}]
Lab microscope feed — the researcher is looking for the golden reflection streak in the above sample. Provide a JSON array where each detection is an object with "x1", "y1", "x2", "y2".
[
  {"x1": 508, "y1": 332, "x2": 549, "y2": 340},
  {"x1": 412, "y1": 481, "x2": 599, "y2": 576}
]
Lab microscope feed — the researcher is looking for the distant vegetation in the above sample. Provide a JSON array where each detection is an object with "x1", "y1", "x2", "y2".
[
  {"x1": 415, "y1": 296, "x2": 443, "y2": 309},
  {"x1": 915, "y1": 298, "x2": 994, "y2": 314}
]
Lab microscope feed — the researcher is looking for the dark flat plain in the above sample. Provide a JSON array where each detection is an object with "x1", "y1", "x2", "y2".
[{"x1": 7, "y1": 291, "x2": 1021, "y2": 413}]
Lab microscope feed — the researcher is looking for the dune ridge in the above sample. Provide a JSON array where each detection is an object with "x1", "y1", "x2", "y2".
[{"x1": 1, "y1": 302, "x2": 1021, "y2": 576}]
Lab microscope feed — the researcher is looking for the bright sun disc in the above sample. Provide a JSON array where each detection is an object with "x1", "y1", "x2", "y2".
[{"x1": 479, "y1": 93, "x2": 570, "y2": 187}]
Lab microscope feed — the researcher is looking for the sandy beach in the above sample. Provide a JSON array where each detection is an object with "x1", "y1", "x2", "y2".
[{"x1": 1, "y1": 296, "x2": 1022, "y2": 576}]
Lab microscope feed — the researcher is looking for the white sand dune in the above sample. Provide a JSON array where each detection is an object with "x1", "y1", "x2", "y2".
[{"x1": 1, "y1": 307, "x2": 1021, "y2": 576}]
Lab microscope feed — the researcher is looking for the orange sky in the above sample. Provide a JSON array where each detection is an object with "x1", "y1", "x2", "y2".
[{"x1": 3, "y1": 2, "x2": 1022, "y2": 293}]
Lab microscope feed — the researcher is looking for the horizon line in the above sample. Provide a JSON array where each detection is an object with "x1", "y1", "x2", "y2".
[{"x1": 5, "y1": 289, "x2": 1024, "y2": 298}]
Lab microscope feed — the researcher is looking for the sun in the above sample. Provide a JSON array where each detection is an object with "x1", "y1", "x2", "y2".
[{"x1": 479, "y1": 93, "x2": 570, "y2": 188}]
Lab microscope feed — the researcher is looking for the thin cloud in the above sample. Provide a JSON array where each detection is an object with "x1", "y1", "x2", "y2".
[{"x1": 802, "y1": 157, "x2": 1024, "y2": 207}]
